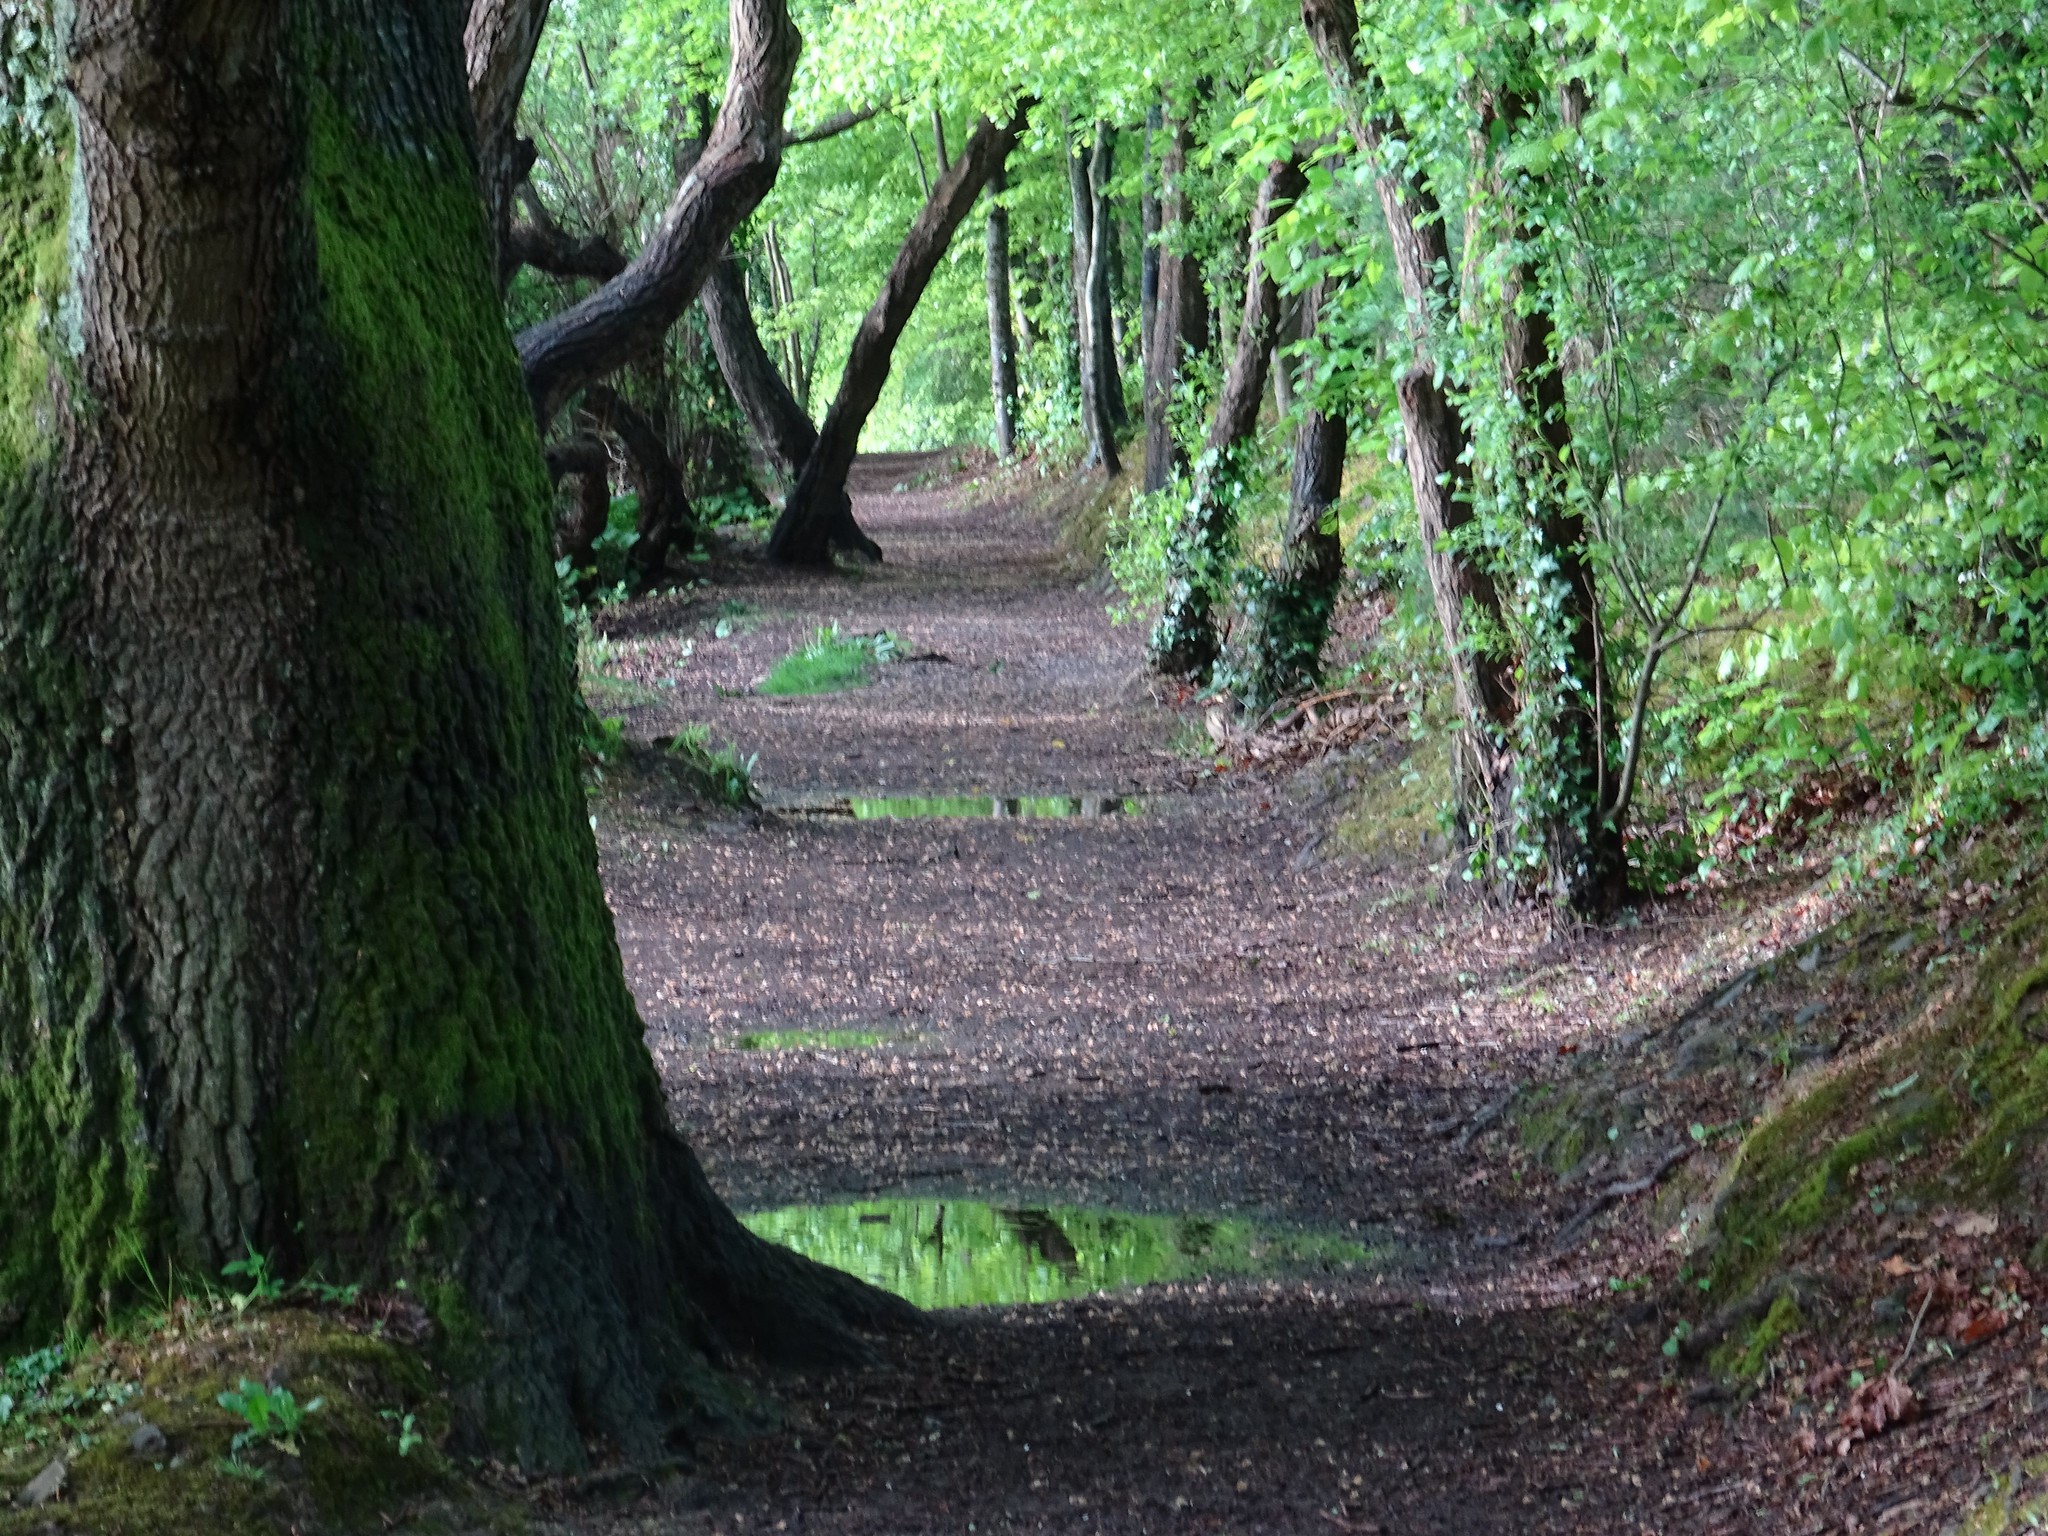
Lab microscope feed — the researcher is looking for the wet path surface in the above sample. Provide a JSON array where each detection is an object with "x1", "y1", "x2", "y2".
[{"x1": 569, "y1": 456, "x2": 1775, "y2": 1534}]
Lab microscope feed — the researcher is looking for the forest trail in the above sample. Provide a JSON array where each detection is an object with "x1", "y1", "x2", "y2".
[{"x1": 569, "y1": 457, "x2": 1836, "y2": 1533}]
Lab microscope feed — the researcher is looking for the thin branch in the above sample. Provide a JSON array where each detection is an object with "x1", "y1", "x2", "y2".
[{"x1": 781, "y1": 102, "x2": 885, "y2": 147}]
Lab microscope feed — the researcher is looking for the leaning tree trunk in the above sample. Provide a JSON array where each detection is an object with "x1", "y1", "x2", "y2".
[
  {"x1": 1301, "y1": 0, "x2": 1519, "y2": 849},
  {"x1": 1148, "y1": 153, "x2": 1306, "y2": 682},
  {"x1": 515, "y1": 0, "x2": 799, "y2": 425},
  {"x1": 1241, "y1": 279, "x2": 1347, "y2": 708},
  {"x1": 985, "y1": 165, "x2": 1021, "y2": 458},
  {"x1": 766, "y1": 109, "x2": 1027, "y2": 566},
  {"x1": 700, "y1": 248, "x2": 819, "y2": 488},
  {"x1": 1, "y1": 0, "x2": 909, "y2": 1471},
  {"x1": 1143, "y1": 109, "x2": 1206, "y2": 494}
]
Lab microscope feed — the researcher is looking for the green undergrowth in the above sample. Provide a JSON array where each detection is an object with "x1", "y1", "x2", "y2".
[
  {"x1": 0, "y1": 1305, "x2": 498, "y2": 1535},
  {"x1": 758, "y1": 625, "x2": 898, "y2": 696},
  {"x1": 1698, "y1": 853, "x2": 2048, "y2": 1321}
]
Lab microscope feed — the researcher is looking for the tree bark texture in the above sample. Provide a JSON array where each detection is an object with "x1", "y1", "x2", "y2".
[
  {"x1": 464, "y1": 0, "x2": 552, "y2": 286},
  {"x1": 700, "y1": 249, "x2": 818, "y2": 488},
  {"x1": 507, "y1": 182, "x2": 630, "y2": 282},
  {"x1": 548, "y1": 431, "x2": 615, "y2": 568},
  {"x1": 984, "y1": 165, "x2": 1020, "y2": 458},
  {"x1": 1088, "y1": 124, "x2": 1127, "y2": 434},
  {"x1": 1242, "y1": 281, "x2": 1346, "y2": 707},
  {"x1": 0, "y1": 0, "x2": 909, "y2": 1469},
  {"x1": 1142, "y1": 112, "x2": 1206, "y2": 494},
  {"x1": 1300, "y1": 0, "x2": 1518, "y2": 840},
  {"x1": 1147, "y1": 153, "x2": 1306, "y2": 682},
  {"x1": 514, "y1": 0, "x2": 800, "y2": 425},
  {"x1": 766, "y1": 109, "x2": 1026, "y2": 566}
]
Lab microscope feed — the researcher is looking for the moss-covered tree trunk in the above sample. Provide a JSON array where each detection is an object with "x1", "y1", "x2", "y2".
[
  {"x1": 1147, "y1": 152, "x2": 1305, "y2": 682},
  {"x1": 0, "y1": 0, "x2": 908, "y2": 1471}
]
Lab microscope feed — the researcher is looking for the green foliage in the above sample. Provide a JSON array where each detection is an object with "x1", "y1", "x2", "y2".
[
  {"x1": 758, "y1": 624, "x2": 899, "y2": 695},
  {"x1": 663, "y1": 723, "x2": 758, "y2": 806},
  {"x1": 217, "y1": 1378, "x2": 324, "y2": 1457}
]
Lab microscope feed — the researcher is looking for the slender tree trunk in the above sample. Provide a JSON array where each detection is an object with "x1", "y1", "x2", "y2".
[
  {"x1": 1148, "y1": 153, "x2": 1306, "y2": 681},
  {"x1": 464, "y1": 0, "x2": 552, "y2": 286},
  {"x1": 1140, "y1": 105, "x2": 1162, "y2": 404},
  {"x1": 985, "y1": 165, "x2": 1021, "y2": 458},
  {"x1": 1066, "y1": 130, "x2": 1111, "y2": 470},
  {"x1": 515, "y1": 0, "x2": 800, "y2": 425},
  {"x1": 1300, "y1": 0, "x2": 1518, "y2": 844},
  {"x1": 1243, "y1": 280, "x2": 1346, "y2": 706},
  {"x1": 700, "y1": 249, "x2": 819, "y2": 491},
  {"x1": 1143, "y1": 112, "x2": 1205, "y2": 494},
  {"x1": 2, "y1": 0, "x2": 909, "y2": 1467},
  {"x1": 767, "y1": 110, "x2": 1028, "y2": 565},
  {"x1": 1088, "y1": 123, "x2": 1128, "y2": 434}
]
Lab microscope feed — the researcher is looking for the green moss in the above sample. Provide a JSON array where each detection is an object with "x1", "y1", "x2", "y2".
[
  {"x1": 1710, "y1": 1289, "x2": 1804, "y2": 1381},
  {"x1": 0, "y1": 125, "x2": 68, "y2": 476},
  {"x1": 1955, "y1": 1454, "x2": 2048, "y2": 1536}
]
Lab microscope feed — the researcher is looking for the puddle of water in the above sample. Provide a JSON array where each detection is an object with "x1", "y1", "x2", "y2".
[
  {"x1": 845, "y1": 794, "x2": 1137, "y2": 820},
  {"x1": 741, "y1": 1199, "x2": 1385, "y2": 1309},
  {"x1": 731, "y1": 1028, "x2": 890, "y2": 1051}
]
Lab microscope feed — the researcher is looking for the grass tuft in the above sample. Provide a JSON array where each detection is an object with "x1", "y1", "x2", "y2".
[{"x1": 758, "y1": 625, "x2": 898, "y2": 696}]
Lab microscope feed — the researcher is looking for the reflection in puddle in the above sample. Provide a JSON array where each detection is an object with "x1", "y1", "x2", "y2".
[
  {"x1": 788, "y1": 794, "x2": 1139, "y2": 820},
  {"x1": 741, "y1": 1199, "x2": 1386, "y2": 1309},
  {"x1": 731, "y1": 1028, "x2": 891, "y2": 1051}
]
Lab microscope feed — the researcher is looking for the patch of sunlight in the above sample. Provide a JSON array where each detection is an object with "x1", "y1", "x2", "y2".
[
  {"x1": 731, "y1": 1028, "x2": 891, "y2": 1051},
  {"x1": 742, "y1": 1199, "x2": 1388, "y2": 1310}
]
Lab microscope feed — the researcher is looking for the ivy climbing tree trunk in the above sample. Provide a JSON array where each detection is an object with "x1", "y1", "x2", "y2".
[
  {"x1": 1242, "y1": 278, "x2": 1347, "y2": 707},
  {"x1": 1147, "y1": 152, "x2": 1305, "y2": 682},
  {"x1": 1143, "y1": 109, "x2": 1206, "y2": 494},
  {"x1": 766, "y1": 108, "x2": 1027, "y2": 566},
  {"x1": 1301, "y1": 0, "x2": 1519, "y2": 849},
  {"x1": 514, "y1": 0, "x2": 800, "y2": 425},
  {"x1": 0, "y1": 0, "x2": 910, "y2": 1471},
  {"x1": 985, "y1": 164, "x2": 1021, "y2": 458}
]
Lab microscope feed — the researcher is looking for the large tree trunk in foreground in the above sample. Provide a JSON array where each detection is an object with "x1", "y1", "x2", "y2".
[
  {"x1": 1143, "y1": 111, "x2": 1206, "y2": 494},
  {"x1": 1, "y1": 0, "x2": 909, "y2": 1470},
  {"x1": 985, "y1": 165, "x2": 1021, "y2": 458},
  {"x1": 1242, "y1": 280, "x2": 1346, "y2": 707},
  {"x1": 1302, "y1": 0, "x2": 1518, "y2": 843},
  {"x1": 1148, "y1": 153, "x2": 1306, "y2": 682},
  {"x1": 464, "y1": 0, "x2": 552, "y2": 285},
  {"x1": 701, "y1": 250, "x2": 818, "y2": 487},
  {"x1": 766, "y1": 109, "x2": 1027, "y2": 566},
  {"x1": 514, "y1": 0, "x2": 800, "y2": 425}
]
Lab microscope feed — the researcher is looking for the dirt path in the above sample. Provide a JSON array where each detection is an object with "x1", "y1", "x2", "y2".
[{"x1": 561, "y1": 457, "x2": 1968, "y2": 1535}]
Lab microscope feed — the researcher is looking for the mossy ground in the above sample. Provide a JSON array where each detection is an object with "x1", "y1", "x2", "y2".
[{"x1": 0, "y1": 1304, "x2": 511, "y2": 1535}]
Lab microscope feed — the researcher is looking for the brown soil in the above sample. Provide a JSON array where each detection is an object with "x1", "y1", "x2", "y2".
[{"x1": 555, "y1": 454, "x2": 2046, "y2": 1535}]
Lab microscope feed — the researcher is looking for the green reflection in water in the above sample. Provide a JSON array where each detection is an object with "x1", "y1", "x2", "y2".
[
  {"x1": 847, "y1": 795, "x2": 1136, "y2": 820},
  {"x1": 732, "y1": 1028, "x2": 890, "y2": 1051},
  {"x1": 741, "y1": 1199, "x2": 1385, "y2": 1310}
]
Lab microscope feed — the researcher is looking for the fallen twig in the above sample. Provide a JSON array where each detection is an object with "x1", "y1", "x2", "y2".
[
  {"x1": 1552, "y1": 1143, "x2": 1694, "y2": 1253},
  {"x1": 1451, "y1": 1093, "x2": 1513, "y2": 1150}
]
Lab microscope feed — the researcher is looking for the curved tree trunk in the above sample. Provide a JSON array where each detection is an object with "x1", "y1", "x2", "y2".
[
  {"x1": 1143, "y1": 110, "x2": 1206, "y2": 494},
  {"x1": 1242, "y1": 280, "x2": 1347, "y2": 707},
  {"x1": 985, "y1": 165, "x2": 1020, "y2": 458},
  {"x1": 548, "y1": 431, "x2": 616, "y2": 568},
  {"x1": 1, "y1": 0, "x2": 909, "y2": 1471},
  {"x1": 1300, "y1": 0, "x2": 1519, "y2": 847},
  {"x1": 514, "y1": 0, "x2": 800, "y2": 426},
  {"x1": 766, "y1": 108, "x2": 1027, "y2": 567},
  {"x1": 700, "y1": 250, "x2": 817, "y2": 485},
  {"x1": 584, "y1": 383, "x2": 699, "y2": 583},
  {"x1": 1148, "y1": 152, "x2": 1306, "y2": 682}
]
